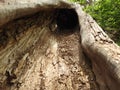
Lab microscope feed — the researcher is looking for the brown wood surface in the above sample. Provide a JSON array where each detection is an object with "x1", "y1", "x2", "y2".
[{"x1": 0, "y1": 1, "x2": 120, "y2": 90}]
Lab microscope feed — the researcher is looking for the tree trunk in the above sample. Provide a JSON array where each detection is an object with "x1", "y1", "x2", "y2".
[
  {"x1": 75, "y1": 4, "x2": 120, "y2": 90},
  {"x1": 0, "y1": 0, "x2": 120, "y2": 90}
]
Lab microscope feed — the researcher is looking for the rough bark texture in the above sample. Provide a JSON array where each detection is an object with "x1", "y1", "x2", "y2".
[
  {"x1": 0, "y1": 0, "x2": 71, "y2": 26},
  {"x1": 75, "y1": 4, "x2": 120, "y2": 90},
  {"x1": 0, "y1": 0, "x2": 120, "y2": 90}
]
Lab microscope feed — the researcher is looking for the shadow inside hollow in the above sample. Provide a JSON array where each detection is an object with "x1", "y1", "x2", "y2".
[{"x1": 52, "y1": 8, "x2": 80, "y2": 36}]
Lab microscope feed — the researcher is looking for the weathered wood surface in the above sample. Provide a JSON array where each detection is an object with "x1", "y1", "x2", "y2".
[
  {"x1": 0, "y1": 0, "x2": 120, "y2": 90},
  {"x1": 0, "y1": 1, "x2": 98, "y2": 90},
  {"x1": 75, "y1": 4, "x2": 120, "y2": 90},
  {"x1": 0, "y1": 0, "x2": 71, "y2": 26}
]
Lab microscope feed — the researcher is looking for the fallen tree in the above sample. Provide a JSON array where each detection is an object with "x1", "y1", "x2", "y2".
[
  {"x1": 75, "y1": 5, "x2": 120, "y2": 90},
  {"x1": 0, "y1": 0, "x2": 120, "y2": 90}
]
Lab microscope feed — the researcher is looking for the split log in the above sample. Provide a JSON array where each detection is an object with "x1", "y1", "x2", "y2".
[{"x1": 0, "y1": 0, "x2": 120, "y2": 90}]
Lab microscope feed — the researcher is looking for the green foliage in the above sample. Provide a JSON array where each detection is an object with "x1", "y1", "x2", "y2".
[
  {"x1": 85, "y1": 0, "x2": 120, "y2": 30},
  {"x1": 117, "y1": 41, "x2": 120, "y2": 46},
  {"x1": 69, "y1": 0, "x2": 87, "y2": 5},
  {"x1": 70, "y1": 0, "x2": 120, "y2": 30}
]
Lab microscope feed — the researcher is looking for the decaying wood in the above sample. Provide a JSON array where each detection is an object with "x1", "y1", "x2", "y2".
[
  {"x1": 75, "y1": 4, "x2": 120, "y2": 90},
  {"x1": 0, "y1": 0, "x2": 71, "y2": 26},
  {"x1": 0, "y1": 0, "x2": 120, "y2": 90},
  {"x1": 0, "y1": 1, "x2": 99, "y2": 90}
]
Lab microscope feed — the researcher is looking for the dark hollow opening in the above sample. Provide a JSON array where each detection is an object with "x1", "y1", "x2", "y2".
[{"x1": 56, "y1": 9, "x2": 79, "y2": 34}]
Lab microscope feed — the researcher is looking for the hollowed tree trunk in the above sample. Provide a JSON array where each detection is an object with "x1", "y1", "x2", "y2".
[{"x1": 0, "y1": 0, "x2": 120, "y2": 90}]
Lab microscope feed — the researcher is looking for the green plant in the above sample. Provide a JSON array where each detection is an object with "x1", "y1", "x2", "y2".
[
  {"x1": 69, "y1": 0, "x2": 88, "y2": 5},
  {"x1": 85, "y1": 0, "x2": 120, "y2": 30}
]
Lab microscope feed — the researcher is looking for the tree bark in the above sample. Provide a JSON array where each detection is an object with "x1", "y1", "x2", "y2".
[
  {"x1": 75, "y1": 4, "x2": 120, "y2": 90},
  {"x1": 0, "y1": 0, "x2": 120, "y2": 90}
]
